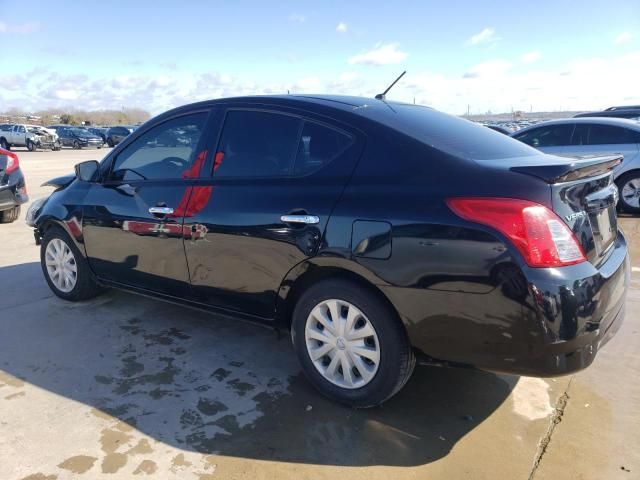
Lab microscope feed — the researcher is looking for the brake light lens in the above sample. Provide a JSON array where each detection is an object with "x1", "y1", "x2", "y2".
[
  {"x1": 1, "y1": 149, "x2": 19, "y2": 174},
  {"x1": 447, "y1": 197, "x2": 586, "y2": 267}
]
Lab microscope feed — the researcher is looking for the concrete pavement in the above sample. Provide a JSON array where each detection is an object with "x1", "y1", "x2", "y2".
[{"x1": 1, "y1": 148, "x2": 638, "y2": 480}]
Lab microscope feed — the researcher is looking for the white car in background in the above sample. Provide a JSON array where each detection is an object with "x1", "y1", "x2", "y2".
[{"x1": 512, "y1": 117, "x2": 640, "y2": 213}]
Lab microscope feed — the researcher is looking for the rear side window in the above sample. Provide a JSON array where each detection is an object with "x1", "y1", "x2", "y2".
[
  {"x1": 586, "y1": 125, "x2": 634, "y2": 145},
  {"x1": 111, "y1": 112, "x2": 207, "y2": 181},
  {"x1": 294, "y1": 122, "x2": 352, "y2": 175},
  {"x1": 214, "y1": 110, "x2": 301, "y2": 177},
  {"x1": 379, "y1": 104, "x2": 537, "y2": 160},
  {"x1": 514, "y1": 124, "x2": 574, "y2": 148}
]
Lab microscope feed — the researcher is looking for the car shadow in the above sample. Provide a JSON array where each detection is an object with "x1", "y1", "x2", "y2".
[{"x1": 0, "y1": 262, "x2": 517, "y2": 467}]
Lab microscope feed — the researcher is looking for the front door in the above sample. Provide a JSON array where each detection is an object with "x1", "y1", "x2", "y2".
[
  {"x1": 82, "y1": 110, "x2": 211, "y2": 297},
  {"x1": 182, "y1": 107, "x2": 363, "y2": 318}
]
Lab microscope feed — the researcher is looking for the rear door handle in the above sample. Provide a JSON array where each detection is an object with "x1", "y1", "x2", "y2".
[
  {"x1": 149, "y1": 206, "x2": 174, "y2": 215},
  {"x1": 280, "y1": 214, "x2": 320, "y2": 225}
]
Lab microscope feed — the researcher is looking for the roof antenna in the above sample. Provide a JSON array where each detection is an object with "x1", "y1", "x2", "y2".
[{"x1": 375, "y1": 70, "x2": 406, "y2": 100}]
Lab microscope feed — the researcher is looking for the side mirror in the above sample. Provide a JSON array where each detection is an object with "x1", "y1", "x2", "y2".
[{"x1": 75, "y1": 160, "x2": 100, "y2": 182}]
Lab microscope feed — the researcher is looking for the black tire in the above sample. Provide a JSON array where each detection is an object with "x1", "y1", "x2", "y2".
[
  {"x1": 0, "y1": 206, "x2": 20, "y2": 223},
  {"x1": 40, "y1": 226, "x2": 104, "y2": 301},
  {"x1": 73, "y1": 140, "x2": 81, "y2": 149},
  {"x1": 616, "y1": 171, "x2": 640, "y2": 214},
  {"x1": 291, "y1": 279, "x2": 415, "y2": 408},
  {"x1": 27, "y1": 140, "x2": 36, "y2": 151},
  {"x1": 107, "y1": 137, "x2": 114, "y2": 148},
  {"x1": 0, "y1": 138, "x2": 9, "y2": 150}
]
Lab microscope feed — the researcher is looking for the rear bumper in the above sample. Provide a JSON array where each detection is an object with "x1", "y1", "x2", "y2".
[
  {"x1": 0, "y1": 176, "x2": 28, "y2": 211},
  {"x1": 382, "y1": 231, "x2": 630, "y2": 377}
]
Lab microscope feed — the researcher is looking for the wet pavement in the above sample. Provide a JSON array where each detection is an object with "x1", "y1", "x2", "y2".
[{"x1": 1, "y1": 149, "x2": 638, "y2": 479}]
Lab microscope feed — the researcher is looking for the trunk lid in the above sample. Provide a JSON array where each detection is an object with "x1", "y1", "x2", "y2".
[{"x1": 509, "y1": 154, "x2": 622, "y2": 265}]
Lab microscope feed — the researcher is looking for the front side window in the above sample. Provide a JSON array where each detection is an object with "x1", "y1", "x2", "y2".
[
  {"x1": 514, "y1": 124, "x2": 574, "y2": 148},
  {"x1": 111, "y1": 112, "x2": 207, "y2": 181},
  {"x1": 214, "y1": 110, "x2": 301, "y2": 177}
]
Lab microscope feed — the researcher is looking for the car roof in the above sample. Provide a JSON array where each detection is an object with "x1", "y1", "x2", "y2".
[{"x1": 514, "y1": 116, "x2": 640, "y2": 134}]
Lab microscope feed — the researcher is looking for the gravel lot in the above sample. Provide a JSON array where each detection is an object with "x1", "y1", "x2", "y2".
[{"x1": 1, "y1": 148, "x2": 639, "y2": 480}]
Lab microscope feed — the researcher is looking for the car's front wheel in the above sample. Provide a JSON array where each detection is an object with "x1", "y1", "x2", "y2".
[
  {"x1": 72, "y1": 140, "x2": 81, "y2": 150},
  {"x1": 27, "y1": 140, "x2": 37, "y2": 152},
  {"x1": 617, "y1": 171, "x2": 640, "y2": 214},
  {"x1": 291, "y1": 279, "x2": 415, "y2": 408},
  {"x1": 41, "y1": 226, "x2": 104, "y2": 301}
]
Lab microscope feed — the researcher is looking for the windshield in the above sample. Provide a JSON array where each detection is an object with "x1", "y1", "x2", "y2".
[{"x1": 70, "y1": 128, "x2": 92, "y2": 136}]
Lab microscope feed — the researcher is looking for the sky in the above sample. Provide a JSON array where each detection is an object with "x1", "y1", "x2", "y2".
[{"x1": 1, "y1": 0, "x2": 639, "y2": 116}]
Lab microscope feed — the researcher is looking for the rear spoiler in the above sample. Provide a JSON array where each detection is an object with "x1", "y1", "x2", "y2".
[{"x1": 510, "y1": 155, "x2": 622, "y2": 184}]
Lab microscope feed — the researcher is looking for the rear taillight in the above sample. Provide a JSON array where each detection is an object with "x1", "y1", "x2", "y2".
[
  {"x1": 3, "y1": 150, "x2": 19, "y2": 174},
  {"x1": 447, "y1": 197, "x2": 586, "y2": 268}
]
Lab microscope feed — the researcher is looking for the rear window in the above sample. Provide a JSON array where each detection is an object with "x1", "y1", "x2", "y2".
[{"x1": 377, "y1": 104, "x2": 537, "y2": 160}]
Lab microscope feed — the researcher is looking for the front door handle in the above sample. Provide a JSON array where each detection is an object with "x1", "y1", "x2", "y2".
[
  {"x1": 149, "y1": 206, "x2": 174, "y2": 215},
  {"x1": 280, "y1": 214, "x2": 320, "y2": 225}
]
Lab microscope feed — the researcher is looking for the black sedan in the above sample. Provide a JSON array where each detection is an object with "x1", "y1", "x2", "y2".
[
  {"x1": 0, "y1": 148, "x2": 28, "y2": 223},
  {"x1": 55, "y1": 127, "x2": 103, "y2": 149},
  {"x1": 26, "y1": 95, "x2": 629, "y2": 407}
]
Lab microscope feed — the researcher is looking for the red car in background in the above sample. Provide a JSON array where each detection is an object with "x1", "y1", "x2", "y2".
[{"x1": 0, "y1": 148, "x2": 28, "y2": 223}]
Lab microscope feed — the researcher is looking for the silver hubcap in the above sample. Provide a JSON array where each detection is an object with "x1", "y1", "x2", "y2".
[
  {"x1": 304, "y1": 299, "x2": 380, "y2": 389},
  {"x1": 45, "y1": 238, "x2": 77, "y2": 293},
  {"x1": 621, "y1": 179, "x2": 640, "y2": 209}
]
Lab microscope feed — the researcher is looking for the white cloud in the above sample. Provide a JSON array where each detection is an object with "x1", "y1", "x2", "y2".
[
  {"x1": 0, "y1": 21, "x2": 41, "y2": 35},
  {"x1": 336, "y1": 22, "x2": 348, "y2": 33},
  {"x1": 467, "y1": 27, "x2": 499, "y2": 46},
  {"x1": 288, "y1": 13, "x2": 306, "y2": 23},
  {"x1": 521, "y1": 51, "x2": 541, "y2": 64},
  {"x1": 2, "y1": 52, "x2": 640, "y2": 117},
  {"x1": 463, "y1": 59, "x2": 512, "y2": 78},
  {"x1": 348, "y1": 43, "x2": 408, "y2": 65},
  {"x1": 614, "y1": 32, "x2": 633, "y2": 44}
]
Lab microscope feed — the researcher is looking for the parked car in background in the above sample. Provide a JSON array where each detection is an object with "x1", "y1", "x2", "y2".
[
  {"x1": 88, "y1": 127, "x2": 108, "y2": 145},
  {"x1": 53, "y1": 127, "x2": 103, "y2": 149},
  {"x1": 511, "y1": 117, "x2": 640, "y2": 213},
  {"x1": 0, "y1": 124, "x2": 61, "y2": 151},
  {"x1": 26, "y1": 95, "x2": 629, "y2": 407},
  {"x1": 0, "y1": 148, "x2": 27, "y2": 223},
  {"x1": 106, "y1": 125, "x2": 136, "y2": 147},
  {"x1": 574, "y1": 105, "x2": 640, "y2": 120},
  {"x1": 485, "y1": 124, "x2": 513, "y2": 135}
]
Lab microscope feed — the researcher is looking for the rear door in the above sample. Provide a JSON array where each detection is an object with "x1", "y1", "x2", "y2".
[
  {"x1": 82, "y1": 110, "x2": 211, "y2": 297},
  {"x1": 567, "y1": 124, "x2": 640, "y2": 172},
  {"x1": 182, "y1": 106, "x2": 363, "y2": 318}
]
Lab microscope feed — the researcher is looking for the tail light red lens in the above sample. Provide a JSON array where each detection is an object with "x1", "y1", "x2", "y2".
[
  {"x1": 447, "y1": 197, "x2": 586, "y2": 268},
  {"x1": 1, "y1": 149, "x2": 19, "y2": 174}
]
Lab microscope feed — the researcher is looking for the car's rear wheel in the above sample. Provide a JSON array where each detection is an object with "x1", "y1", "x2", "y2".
[
  {"x1": 291, "y1": 279, "x2": 415, "y2": 407},
  {"x1": 107, "y1": 137, "x2": 114, "y2": 148},
  {"x1": 0, "y1": 206, "x2": 20, "y2": 223},
  {"x1": 617, "y1": 171, "x2": 640, "y2": 214},
  {"x1": 40, "y1": 226, "x2": 104, "y2": 301}
]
